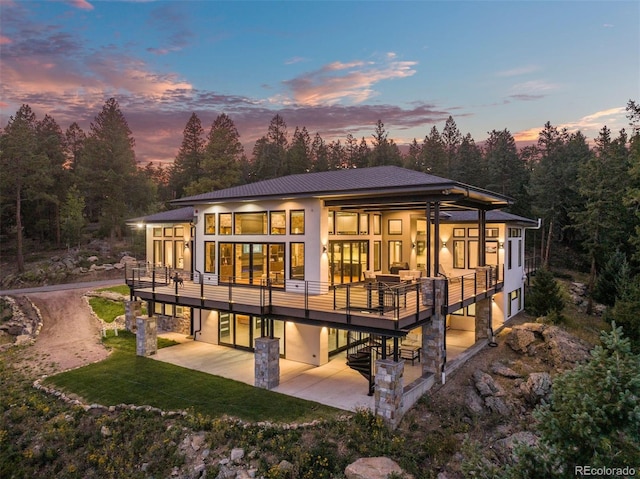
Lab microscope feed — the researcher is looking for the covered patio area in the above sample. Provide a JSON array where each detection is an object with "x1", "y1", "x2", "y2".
[{"x1": 150, "y1": 331, "x2": 475, "y2": 412}]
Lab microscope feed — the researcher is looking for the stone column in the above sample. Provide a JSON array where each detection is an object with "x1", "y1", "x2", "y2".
[
  {"x1": 475, "y1": 266, "x2": 493, "y2": 342},
  {"x1": 136, "y1": 316, "x2": 157, "y2": 356},
  {"x1": 255, "y1": 337, "x2": 280, "y2": 389},
  {"x1": 124, "y1": 300, "x2": 142, "y2": 332},
  {"x1": 422, "y1": 277, "x2": 447, "y2": 384},
  {"x1": 374, "y1": 359, "x2": 404, "y2": 429}
]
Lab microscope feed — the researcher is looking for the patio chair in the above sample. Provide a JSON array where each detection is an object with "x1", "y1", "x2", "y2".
[{"x1": 438, "y1": 264, "x2": 461, "y2": 283}]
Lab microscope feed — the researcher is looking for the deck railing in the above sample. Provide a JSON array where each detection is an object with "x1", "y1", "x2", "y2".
[{"x1": 124, "y1": 262, "x2": 502, "y2": 330}]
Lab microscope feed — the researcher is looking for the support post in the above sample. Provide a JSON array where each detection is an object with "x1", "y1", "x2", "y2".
[
  {"x1": 255, "y1": 336, "x2": 280, "y2": 389},
  {"x1": 124, "y1": 300, "x2": 142, "y2": 332},
  {"x1": 475, "y1": 265, "x2": 493, "y2": 342},
  {"x1": 136, "y1": 316, "x2": 157, "y2": 356},
  {"x1": 374, "y1": 359, "x2": 405, "y2": 429},
  {"x1": 422, "y1": 277, "x2": 447, "y2": 384}
]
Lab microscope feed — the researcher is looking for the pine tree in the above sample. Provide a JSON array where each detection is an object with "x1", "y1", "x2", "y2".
[
  {"x1": 0, "y1": 105, "x2": 51, "y2": 272},
  {"x1": 185, "y1": 113, "x2": 243, "y2": 195},
  {"x1": 79, "y1": 98, "x2": 138, "y2": 238},
  {"x1": 169, "y1": 112, "x2": 205, "y2": 198},
  {"x1": 526, "y1": 267, "x2": 565, "y2": 320}
]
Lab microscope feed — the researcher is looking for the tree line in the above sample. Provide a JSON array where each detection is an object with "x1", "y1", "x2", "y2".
[{"x1": 1, "y1": 98, "x2": 639, "y2": 289}]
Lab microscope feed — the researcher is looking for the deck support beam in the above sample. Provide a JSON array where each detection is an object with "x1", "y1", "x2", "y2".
[
  {"x1": 422, "y1": 277, "x2": 447, "y2": 384},
  {"x1": 255, "y1": 336, "x2": 280, "y2": 389},
  {"x1": 374, "y1": 359, "x2": 404, "y2": 429}
]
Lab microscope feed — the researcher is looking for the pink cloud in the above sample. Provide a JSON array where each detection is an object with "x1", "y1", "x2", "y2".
[
  {"x1": 0, "y1": 35, "x2": 12, "y2": 45},
  {"x1": 282, "y1": 55, "x2": 417, "y2": 106},
  {"x1": 67, "y1": 0, "x2": 94, "y2": 10}
]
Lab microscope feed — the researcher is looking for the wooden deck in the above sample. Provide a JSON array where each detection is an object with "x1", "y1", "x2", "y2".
[{"x1": 128, "y1": 270, "x2": 502, "y2": 337}]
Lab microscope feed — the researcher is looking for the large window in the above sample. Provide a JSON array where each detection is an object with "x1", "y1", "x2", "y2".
[
  {"x1": 290, "y1": 210, "x2": 305, "y2": 234},
  {"x1": 329, "y1": 240, "x2": 368, "y2": 284},
  {"x1": 373, "y1": 215, "x2": 381, "y2": 235},
  {"x1": 219, "y1": 242, "x2": 285, "y2": 285},
  {"x1": 270, "y1": 211, "x2": 286, "y2": 235},
  {"x1": 290, "y1": 243, "x2": 305, "y2": 280},
  {"x1": 204, "y1": 214, "x2": 215, "y2": 234},
  {"x1": 374, "y1": 241, "x2": 381, "y2": 271},
  {"x1": 453, "y1": 240, "x2": 465, "y2": 268},
  {"x1": 204, "y1": 242, "x2": 215, "y2": 273},
  {"x1": 336, "y1": 212, "x2": 357, "y2": 235},
  {"x1": 388, "y1": 240, "x2": 402, "y2": 265},
  {"x1": 235, "y1": 212, "x2": 267, "y2": 235},
  {"x1": 219, "y1": 213, "x2": 232, "y2": 235}
]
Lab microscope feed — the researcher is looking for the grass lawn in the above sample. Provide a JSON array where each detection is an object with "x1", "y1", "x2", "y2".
[
  {"x1": 88, "y1": 296, "x2": 125, "y2": 323},
  {"x1": 45, "y1": 331, "x2": 341, "y2": 423},
  {"x1": 97, "y1": 284, "x2": 130, "y2": 296}
]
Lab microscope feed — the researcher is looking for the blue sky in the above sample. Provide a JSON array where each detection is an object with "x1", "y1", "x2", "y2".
[{"x1": 1, "y1": 0, "x2": 637, "y2": 165}]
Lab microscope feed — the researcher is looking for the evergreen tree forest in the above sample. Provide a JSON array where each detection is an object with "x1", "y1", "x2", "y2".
[{"x1": 1, "y1": 98, "x2": 639, "y2": 292}]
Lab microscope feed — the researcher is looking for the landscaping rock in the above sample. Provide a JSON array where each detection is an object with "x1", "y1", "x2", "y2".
[
  {"x1": 472, "y1": 370, "x2": 504, "y2": 397},
  {"x1": 345, "y1": 457, "x2": 412, "y2": 479},
  {"x1": 493, "y1": 431, "x2": 539, "y2": 464},
  {"x1": 506, "y1": 327, "x2": 537, "y2": 353},
  {"x1": 541, "y1": 326, "x2": 590, "y2": 369},
  {"x1": 465, "y1": 388, "x2": 485, "y2": 414},
  {"x1": 490, "y1": 362, "x2": 522, "y2": 379},
  {"x1": 520, "y1": 372, "x2": 552, "y2": 405}
]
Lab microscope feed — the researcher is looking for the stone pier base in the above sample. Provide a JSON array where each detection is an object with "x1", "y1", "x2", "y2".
[
  {"x1": 374, "y1": 359, "x2": 405, "y2": 429},
  {"x1": 255, "y1": 337, "x2": 280, "y2": 389},
  {"x1": 475, "y1": 265, "x2": 494, "y2": 342},
  {"x1": 136, "y1": 316, "x2": 157, "y2": 356},
  {"x1": 422, "y1": 277, "x2": 447, "y2": 384},
  {"x1": 475, "y1": 298, "x2": 492, "y2": 342},
  {"x1": 124, "y1": 300, "x2": 142, "y2": 332}
]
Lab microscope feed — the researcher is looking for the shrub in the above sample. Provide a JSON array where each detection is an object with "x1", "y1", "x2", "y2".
[{"x1": 526, "y1": 267, "x2": 565, "y2": 322}]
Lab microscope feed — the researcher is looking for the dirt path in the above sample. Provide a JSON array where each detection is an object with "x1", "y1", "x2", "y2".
[{"x1": 17, "y1": 289, "x2": 110, "y2": 377}]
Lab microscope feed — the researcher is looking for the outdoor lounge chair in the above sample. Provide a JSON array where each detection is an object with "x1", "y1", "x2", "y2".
[{"x1": 438, "y1": 264, "x2": 461, "y2": 283}]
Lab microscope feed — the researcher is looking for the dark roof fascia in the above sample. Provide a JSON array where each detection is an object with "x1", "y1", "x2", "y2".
[
  {"x1": 126, "y1": 207, "x2": 194, "y2": 225},
  {"x1": 441, "y1": 210, "x2": 538, "y2": 225}
]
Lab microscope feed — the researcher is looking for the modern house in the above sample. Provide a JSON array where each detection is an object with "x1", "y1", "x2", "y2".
[{"x1": 126, "y1": 166, "x2": 537, "y2": 425}]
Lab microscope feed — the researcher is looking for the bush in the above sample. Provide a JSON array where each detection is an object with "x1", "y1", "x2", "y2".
[
  {"x1": 593, "y1": 249, "x2": 630, "y2": 306},
  {"x1": 526, "y1": 267, "x2": 565, "y2": 322}
]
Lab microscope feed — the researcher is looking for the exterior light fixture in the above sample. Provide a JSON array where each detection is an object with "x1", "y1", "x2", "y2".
[
  {"x1": 441, "y1": 240, "x2": 447, "y2": 249},
  {"x1": 412, "y1": 242, "x2": 416, "y2": 249},
  {"x1": 499, "y1": 241, "x2": 504, "y2": 249},
  {"x1": 322, "y1": 244, "x2": 327, "y2": 253}
]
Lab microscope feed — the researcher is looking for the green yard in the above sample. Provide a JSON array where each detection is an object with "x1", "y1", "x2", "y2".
[{"x1": 45, "y1": 331, "x2": 340, "y2": 423}]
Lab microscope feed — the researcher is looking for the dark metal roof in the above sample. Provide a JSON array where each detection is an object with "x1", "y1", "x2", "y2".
[
  {"x1": 171, "y1": 166, "x2": 512, "y2": 210},
  {"x1": 127, "y1": 207, "x2": 194, "y2": 225},
  {"x1": 442, "y1": 210, "x2": 538, "y2": 225}
]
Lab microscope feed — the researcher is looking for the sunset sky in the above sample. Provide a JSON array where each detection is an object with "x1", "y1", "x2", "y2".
[{"x1": 1, "y1": 0, "x2": 637, "y2": 165}]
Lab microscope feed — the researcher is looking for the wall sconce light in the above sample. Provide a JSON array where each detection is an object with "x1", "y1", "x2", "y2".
[
  {"x1": 322, "y1": 244, "x2": 327, "y2": 253},
  {"x1": 136, "y1": 222, "x2": 144, "y2": 229},
  {"x1": 441, "y1": 240, "x2": 447, "y2": 249},
  {"x1": 499, "y1": 241, "x2": 504, "y2": 249},
  {"x1": 184, "y1": 241, "x2": 190, "y2": 249},
  {"x1": 412, "y1": 242, "x2": 416, "y2": 249}
]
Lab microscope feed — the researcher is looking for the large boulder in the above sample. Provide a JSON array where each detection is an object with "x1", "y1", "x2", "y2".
[
  {"x1": 506, "y1": 326, "x2": 538, "y2": 353},
  {"x1": 345, "y1": 457, "x2": 412, "y2": 479},
  {"x1": 520, "y1": 372, "x2": 552, "y2": 405},
  {"x1": 541, "y1": 326, "x2": 591, "y2": 369}
]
